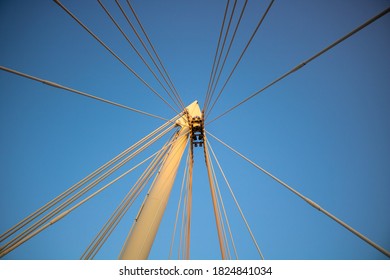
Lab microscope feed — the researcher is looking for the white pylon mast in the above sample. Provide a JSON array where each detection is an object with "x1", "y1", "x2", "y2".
[{"x1": 119, "y1": 101, "x2": 202, "y2": 260}]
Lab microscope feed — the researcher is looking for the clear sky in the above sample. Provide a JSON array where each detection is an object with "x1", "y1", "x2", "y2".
[{"x1": 0, "y1": 0, "x2": 389, "y2": 260}]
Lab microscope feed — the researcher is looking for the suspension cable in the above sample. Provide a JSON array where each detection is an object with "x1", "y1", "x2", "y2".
[
  {"x1": 204, "y1": 0, "x2": 231, "y2": 111},
  {"x1": 116, "y1": 132, "x2": 190, "y2": 260},
  {"x1": 208, "y1": 6, "x2": 390, "y2": 124},
  {"x1": 53, "y1": 0, "x2": 179, "y2": 114},
  {"x1": 168, "y1": 151, "x2": 190, "y2": 259},
  {"x1": 176, "y1": 145, "x2": 192, "y2": 259},
  {"x1": 97, "y1": 0, "x2": 182, "y2": 111},
  {"x1": 208, "y1": 149, "x2": 232, "y2": 259},
  {"x1": 84, "y1": 162, "x2": 158, "y2": 259},
  {"x1": 84, "y1": 132, "x2": 189, "y2": 259},
  {"x1": 207, "y1": 136, "x2": 264, "y2": 259},
  {"x1": 121, "y1": 0, "x2": 186, "y2": 110},
  {"x1": 203, "y1": 140, "x2": 227, "y2": 259},
  {"x1": 82, "y1": 134, "x2": 176, "y2": 259},
  {"x1": 0, "y1": 65, "x2": 170, "y2": 122},
  {"x1": 91, "y1": 149, "x2": 168, "y2": 259},
  {"x1": 0, "y1": 123, "x2": 176, "y2": 257},
  {"x1": 0, "y1": 151, "x2": 157, "y2": 258},
  {"x1": 178, "y1": 191, "x2": 188, "y2": 259},
  {"x1": 207, "y1": 142, "x2": 238, "y2": 259},
  {"x1": 205, "y1": 0, "x2": 248, "y2": 116},
  {"x1": 125, "y1": 0, "x2": 185, "y2": 108},
  {"x1": 204, "y1": 0, "x2": 238, "y2": 113},
  {"x1": 206, "y1": 0, "x2": 275, "y2": 118},
  {"x1": 0, "y1": 117, "x2": 176, "y2": 244},
  {"x1": 185, "y1": 145, "x2": 194, "y2": 259},
  {"x1": 207, "y1": 132, "x2": 390, "y2": 259}
]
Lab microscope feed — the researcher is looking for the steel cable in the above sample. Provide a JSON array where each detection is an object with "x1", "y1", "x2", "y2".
[
  {"x1": 0, "y1": 118, "x2": 175, "y2": 244},
  {"x1": 208, "y1": 6, "x2": 390, "y2": 124},
  {"x1": 0, "y1": 65, "x2": 170, "y2": 122},
  {"x1": 123, "y1": 0, "x2": 186, "y2": 110},
  {"x1": 207, "y1": 131, "x2": 390, "y2": 259},
  {"x1": 204, "y1": 0, "x2": 231, "y2": 111},
  {"x1": 53, "y1": 0, "x2": 179, "y2": 114},
  {"x1": 97, "y1": 0, "x2": 183, "y2": 111},
  {"x1": 206, "y1": 0, "x2": 275, "y2": 118}
]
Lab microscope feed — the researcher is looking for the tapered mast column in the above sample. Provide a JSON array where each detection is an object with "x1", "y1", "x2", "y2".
[{"x1": 119, "y1": 101, "x2": 202, "y2": 260}]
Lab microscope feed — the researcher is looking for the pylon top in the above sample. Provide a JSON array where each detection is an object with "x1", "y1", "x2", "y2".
[{"x1": 176, "y1": 100, "x2": 202, "y2": 127}]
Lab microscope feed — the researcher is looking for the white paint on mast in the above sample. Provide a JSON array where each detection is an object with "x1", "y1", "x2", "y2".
[{"x1": 119, "y1": 101, "x2": 201, "y2": 260}]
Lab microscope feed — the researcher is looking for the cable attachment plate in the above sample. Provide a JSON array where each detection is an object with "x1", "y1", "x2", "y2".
[{"x1": 190, "y1": 116, "x2": 204, "y2": 148}]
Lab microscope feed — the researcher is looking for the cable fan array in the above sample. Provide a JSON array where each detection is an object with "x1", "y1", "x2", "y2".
[{"x1": 0, "y1": 1, "x2": 389, "y2": 259}]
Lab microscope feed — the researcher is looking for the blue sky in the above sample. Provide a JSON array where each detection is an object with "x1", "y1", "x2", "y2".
[{"x1": 0, "y1": 0, "x2": 389, "y2": 260}]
